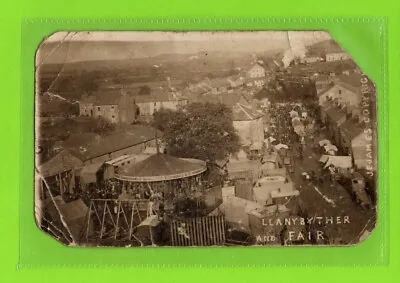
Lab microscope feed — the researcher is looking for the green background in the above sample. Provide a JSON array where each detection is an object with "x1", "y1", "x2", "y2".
[{"x1": 1, "y1": 0, "x2": 399, "y2": 282}]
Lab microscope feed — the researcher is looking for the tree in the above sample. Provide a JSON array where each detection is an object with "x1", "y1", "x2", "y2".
[
  {"x1": 92, "y1": 117, "x2": 116, "y2": 133},
  {"x1": 138, "y1": 85, "x2": 151, "y2": 96},
  {"x1": 152, "y1": 103, "x2": 241, "y2": 163}
]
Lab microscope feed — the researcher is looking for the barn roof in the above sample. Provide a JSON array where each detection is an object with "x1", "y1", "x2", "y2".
[
  {"x1": 38, "y1": 150, "x2": 84, "y2": 178},
  {"x1": 83, "y1": 125, "x2": 163, "y2": 160}
]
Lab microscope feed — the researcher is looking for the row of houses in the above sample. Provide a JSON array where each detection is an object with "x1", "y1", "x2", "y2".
[
  {"x1": 79, "y1": 89, "x2": 188, "y2": 124},
  {"x1": 301, "y1": 51, "x2": 352, "y2": 65},
  {"x1": 187, "y1": 63, "x2": 267, "y2": 96},
  {"x1": 316, "y1": 72, "x2": 376, "y2": 171}
]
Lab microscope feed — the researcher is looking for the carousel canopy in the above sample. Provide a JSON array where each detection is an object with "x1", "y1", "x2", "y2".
[{"x1": 115, "y1": 153, "x2": 207, "y2": 182}]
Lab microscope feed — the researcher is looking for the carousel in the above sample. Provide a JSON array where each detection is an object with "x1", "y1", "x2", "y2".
[
  {"x1": 83, "y1": 150, "x2": 208, "y2": 246},
  {"x1": 115, "y1": 152, "x2": 207, "y2": 197}
]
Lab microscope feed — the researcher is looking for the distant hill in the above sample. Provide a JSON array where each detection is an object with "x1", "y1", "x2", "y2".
[
  {"x1": 37, "y1": 44, "x2": 283, "y2": 76},
  {"x1": 306, "y1": 39, "x2": 344, "y2": 57}
]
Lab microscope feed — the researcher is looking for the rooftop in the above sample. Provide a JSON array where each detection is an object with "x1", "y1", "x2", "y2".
[
  {"x1": 248, "y1": 63, "x2": 265, "y2": 71},
  {"x1": 232, "y1": 103, "x2": 263, "y2": 121},
  {"x1": 83, "y1": 125, "x2": 163, "y2": 160},
  {"x1": 336, "y1": 73, "x2": 364, "y2": 88},
  {"x1": 340, "y1": 116, "x2": 365, "y2": 140},
  {"x1": 38, "y1": 149, "x2": 84, "y2": 177},
  {"x1": 62, "y1": 132, "x2": 100, "y2": 149},
  {"x1": 133, "y1": 92, "x2": 187, "y2": 103},
  {"x1": 326, "y1": 105, "x2": 347, "y2": 124},
  {"x1": 207, "y1": 77, "x2": 231, "y2": 89}
]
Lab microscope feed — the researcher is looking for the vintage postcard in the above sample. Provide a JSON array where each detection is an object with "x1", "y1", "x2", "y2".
[{"x1": 34, "y1": 31, "x2": 377, "y2": 247}]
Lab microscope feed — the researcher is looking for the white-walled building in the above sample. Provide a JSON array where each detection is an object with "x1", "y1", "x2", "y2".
[
  {"x1": 78, "y1": 91, "x2": 137, "y2": 124},
  {"x1": 232, "y1": 103, "x2": 264, "y2": 151},
  {"x1": 326, "y1": 52, "x2": 351, "y2": 62},
  {"x1": 134, "y1": 93, "x2": 188, "y2": 116}
]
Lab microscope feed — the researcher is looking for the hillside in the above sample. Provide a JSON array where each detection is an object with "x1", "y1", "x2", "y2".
[{"x1": 306, "y1": 39, "x2": 344, "y2": 57}]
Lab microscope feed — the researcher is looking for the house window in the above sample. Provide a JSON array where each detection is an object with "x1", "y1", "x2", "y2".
[
  {"x1": 111, "y1": 106, "x2": 114, "y2": 109},
  {"x1": 338, "y1": 90, "x2": 342, "y2": 94},
  {"x1": 112, "y1": 115, "x2": 115, "y2": 119},
  {"x1": 97, "y1": 107, "x2": 101, "y2": 111}
]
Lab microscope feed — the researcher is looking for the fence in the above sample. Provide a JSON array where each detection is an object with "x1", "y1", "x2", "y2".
[{"x1": 170, "y1": 216, "x2": 225, "y2": 246}]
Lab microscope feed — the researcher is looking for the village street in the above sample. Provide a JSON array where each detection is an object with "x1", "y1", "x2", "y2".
[
  {"x1": 268, "y1": 101, "x2": 375, "y2": 244},
  {"x1": 290, "y1": 130, "x2": 375, "y2": 244}
]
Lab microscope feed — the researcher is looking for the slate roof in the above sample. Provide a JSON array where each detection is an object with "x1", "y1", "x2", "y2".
[
  {"x1": 133, "y1": 92, "x2": 186, "y2": 103},
  {"x1": 193, "y1": 92, "x2": 248, "y2": 108},
  {"x1": 232, "y1": 103, "x2": 263, "y2": 121},
  {"x1": 337, "y1": 73, "x2": 363, "y2": 88},
  {"x1": 326, "y1": 105, "x2": 347, "y2": 124},
  {"x1": 39, "y1": 150, "x2": 84, "y2": 177},
  {"x1": 340, "y1": 117, "x2": 364, "y2": 140},
  {"x1": 83, "y1": 125, "x2": 163, "y2": 160},
  {"x1": 63, "y1": 132, "x2": 100, "y2": 149}
]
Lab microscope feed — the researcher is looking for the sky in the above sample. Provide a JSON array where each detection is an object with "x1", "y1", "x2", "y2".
[{"x1": 37, "y1": 31, "x2": 333, "y2": 64}]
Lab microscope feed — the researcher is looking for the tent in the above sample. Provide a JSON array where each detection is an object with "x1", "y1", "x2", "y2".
[
  {"x1": 327, "y1": 150, "x2": 336, "y2": 156},
  {"x1": 293, "y1": 126, "x2": 306, "y2": 137},
  {"x1": 321, "y1": 156, "x2": 352, "y2": 169},
  {"x1": 324, "y1": 144, "x2": 338, "y2": 152},
  {"x1": 319, "y1": 139, "x2": 332, "y2": 147},
  {"x1": 289, "y1": 110, "x2": 299, "y2": 118},
  {"x1": 274, "y1": 143, "x2": 289, "y2": 150},
  {"x1": 319, "y1": 155, "x2": 329, "y2": 163}
]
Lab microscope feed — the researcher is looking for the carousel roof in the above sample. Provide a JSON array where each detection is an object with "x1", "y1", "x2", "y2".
[{"x1": 115, "y1": 153, "x2": 207, "y2": 182}]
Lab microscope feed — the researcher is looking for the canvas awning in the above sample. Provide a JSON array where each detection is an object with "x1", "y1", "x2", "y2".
[
  {"x1": 322, "y1": 156, "x2": 352, "y2": 169},
  {"x1": 319, "y1": 155, "x2": 330, "y2": 163},
  {"x1": 274, "y1": 143, "x2": 289, "y2": 150},
  {"x1": 324, "y1": 144, "x2": 338, "y2": 152},
  {"x1": 80, "y1": 162, "x2": 104, "y2": 184},
  {"x1": 319, "y1": 139, "x2": 332, "y2": 146}
]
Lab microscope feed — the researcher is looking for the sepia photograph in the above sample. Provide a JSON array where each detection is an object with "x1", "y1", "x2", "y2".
[{"x1": 34, "y1": 31, "x2": 377, "y2": 247}]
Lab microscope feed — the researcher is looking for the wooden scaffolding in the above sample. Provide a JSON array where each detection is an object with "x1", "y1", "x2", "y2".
[{"x1": 84, "y1": 199, "x2": 149, "y2": 244}]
